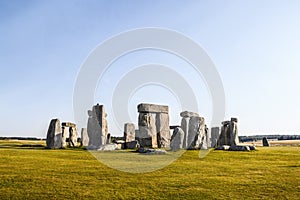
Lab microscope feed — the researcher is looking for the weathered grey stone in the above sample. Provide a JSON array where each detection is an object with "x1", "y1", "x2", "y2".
[
  {"x1": 46, "y1": 119, "x2": 62, "y2": 149},
  {"x1": 97, "y1": 143, "x2": 118, "y2": 151},
  {"x1": 187, "y1": 116, "x2": 206, "y2": 149},
  {"x1": 156, "y1": 113, "x2": 170, "y2": 148},
  {"x1": 180, "y1": 111, "x2": 199, "y2": 118},
  {"x1": 137, "y1": 113, "x2": 157, "y2": 148},
  {"x1": 229, "y1": 145, "x2": 250, "y2": 151},
  {"x1": 87, "y1": 104, "x2": 109, "y2": 147},
  {"x1": 124, "y1": 123, "x2": 135, "y2": 142},
  {"x1": 106, "y1": 133, "x2": 111, "y2": 144},
  {"x1": 81, "y1": 128, "x2": 89, "y2": 146},
  {"x1": 217, "y1": 118, "x2": 239, "y2": 147},
  {"x1": 125, "y1": 140, "x2": 139, "y2": 149},
  {"x1": 170, "y1": 127, "x2": 184, "y2": 151},
  {"x1": 262, "y1": 137, "x2": 270, "y2": 146},
  {"x1": 137, "y1": 103, "x2": 168, "y2": 113},
  {"x1": 181, "y1": 117, "x2": 189, "y2": 149},
  {"x1": 137, "y1": 148, "x2": 167, "y2": 154},
  {"x1": 61, "y1": 126, "x2": 68, "y2": 148},
  {"x1": 61, "y1": 122, "x2": 76, "y2": 127},
  {"x1": 211, "y1": 127, "x2": 220, "y2": 148},
  {"x1": 215, "y1": 145, "x2": 230, "y2": 150},
  {"x1": 69, "y1": 126, "x2": 78, "y2": 147}
]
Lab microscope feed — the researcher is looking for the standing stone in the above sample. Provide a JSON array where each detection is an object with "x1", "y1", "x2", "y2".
[
  {"x1": 46, "y1": 119, "x2": 62, "y2": 149},
  {"x1": 181, "y1": 117, "x2": 189, "y2": 149},
  {"x1": 81, "y1": 128, "x2": 89, "y2": 146},
  {"x1": 61, "y1": 126, "x2": 68, "y2": 148},
  {"x1": 137, "y1": 113, "x2": 157, "y2": 148},
  {"x1": 87, "y1": 110, "x2": 101, "y2": 147},
  {"x1": 106, "y1": 133, "x2": 111, "y2": 144},
  {"x1": 93, "y1": 104, "x2": 108, "y2": 145},
  {"x1": 124, "y1": 123, "x2": 135, "y2": 142},
  {"x1": 217, "y1": 118, "x2": 239, "y2": 147},
  {"x1": 187, "y1": 116, "x2": 206, "y2": 149},
  {"x1": 156, "y1": 113, "x2": 170, "y2": 148},
  {"x1": 262, "y1": 137, "x2": 270, "y2": 147},
  {"x1": 211, "y1": 127, "x2": 220, "y2": 148},
  {"x1": 170, "y1": 127, "x2": 184, "y2": 151},
  {"x1": 69, "y1": 126, "x2": 78, "y2": 147}
]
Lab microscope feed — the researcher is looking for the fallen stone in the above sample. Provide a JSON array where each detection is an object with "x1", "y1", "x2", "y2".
[
  {"x1": 125, "y1": 140, "x2": 139, "y2": 149},
  {"x1": 229, "y1": 145, "x2": 250, "y2": 151},
  {"x1": 97, "y1": 143, "x2": 118, "y2": 151},
  {"x1": 137, "y1": 147, "x2": 167, "y2": 155},
  {"x1": 215, "y1": 145, "x2": 230, "y2": 150}
]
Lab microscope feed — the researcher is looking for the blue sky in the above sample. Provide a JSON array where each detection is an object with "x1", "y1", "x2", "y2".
[{"x1": 1, "y1": 0, "x2": 300, "y2": 137}]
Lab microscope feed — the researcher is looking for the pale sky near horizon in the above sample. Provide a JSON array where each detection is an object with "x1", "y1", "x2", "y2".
[{"x1": 1, "y1": 0, "x2": 300, "y2": 138}]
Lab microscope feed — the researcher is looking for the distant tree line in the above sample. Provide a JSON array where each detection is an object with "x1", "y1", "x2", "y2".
[{"x1": 239, "y1": 135, "x2": 300, "y2": 142}]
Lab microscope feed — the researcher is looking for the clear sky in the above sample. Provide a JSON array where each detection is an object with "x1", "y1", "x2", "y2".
[{"x1": 1, "y1": 0, "x2": 300, "y2": 138}]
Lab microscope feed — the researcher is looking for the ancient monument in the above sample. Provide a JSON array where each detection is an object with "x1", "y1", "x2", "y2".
[
  {"x1": 179, "y1": 111, "x2": 208, "y2": 150},
  {"x1": 46, "y1": 119, "x2": 62, "y2": 149},
  {"x1": 81, "y1": 128, "x2": 89, "y2": 146},
  {"x1": 211, "y1": 127, "x2": 220, "y2": 148},
  {"x1": 61, "y1": 122, "x2": 78, "y2": 147},
  {"x1": 262, "y1": 137, "x2": 270, "y2": 146},
  {"x1": 123, "y1": 123, "x2": 138, "y2": 149},
  {"x1": 217, "y1": 118, "x2": 239, "y2": 147},
  {"x1": 136, "y1": 103, "x2": 170, "y2": 148},
  {"x1": 170, "y1": 127, "x2": 184, "y2": 151},
  {"x1": 87, "y1": 104, "x2": 109, "y2": 148}
]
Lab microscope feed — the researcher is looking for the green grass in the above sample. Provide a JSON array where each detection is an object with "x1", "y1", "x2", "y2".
[{"x1": 0, "y1": 140, "x2": 299, "y2": 199}]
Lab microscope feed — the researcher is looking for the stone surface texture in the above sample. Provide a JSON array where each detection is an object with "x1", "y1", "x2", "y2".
[{"x1": 46, "y1": 119, "x2": 62, "y2": 149}]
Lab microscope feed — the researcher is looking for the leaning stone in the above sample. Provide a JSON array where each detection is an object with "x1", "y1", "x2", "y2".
[
  {"x1": 97, "y1": 143, "x2": 118, "y2": 151},
  {"x1": 137, "y1": 103, "x2": 168, "y2": 113},
  {"x1": 262, "y1": 137, "x2": 270, "y2": 146},
  {"x1": 170, "y1": 127, "x2": 184, "y2": 151},
  {"x1": 46, "y1": 119, "x2": 62, "y2": 149},
  {"x1": 180, "y1": 111, "x2": 199, "y2": 118}
]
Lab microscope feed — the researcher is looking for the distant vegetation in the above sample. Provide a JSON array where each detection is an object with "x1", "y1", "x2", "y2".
[{"x1": 239, "y1": 135, "x2": 300, "y2": 142}]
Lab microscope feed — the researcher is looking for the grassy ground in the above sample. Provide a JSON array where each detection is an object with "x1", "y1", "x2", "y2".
[{"x1": 0, "y1": 140, "x2": 299, "y2": 199}]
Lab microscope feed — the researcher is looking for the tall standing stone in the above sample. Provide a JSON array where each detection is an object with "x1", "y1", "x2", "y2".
[
  {"x1": 69, "y1": 126, "x2": 78, "y2": 147},
  {"x1": 81, "y1": 128, "x2": 89, "y2": 146},
  {"x1": 93, "y1": 104, "x2": 108, "y2": 145},
  {"x1": 61, "y1": 126, "x2": 68, "y2": 148},
  {"x1": 181, "y1": 117, "x2": 189, "y2": 149},
  {"x1": 156, "y1": 113, "x2": 170, "y2": 148},
  {"x1": 46, "y1": 119, "x2": 62, "y2": 149},
  {"x1": 187, "y1": 116, "x2": 206, "y2": 149},
  {"x1": 137, "y1": 113, "x2": 157, "y2": 148},
  {"x1": 262, "y1": 137, "x2": 270, "y2": 147},
  {"x1": 217, "y1": 118, "x2": 239, "y2": 147},
  {"x1": 211, "y1": 127, "x2": 220, "y2": 148},
  {"x1": 170, "y1": 127, "x2": 184, "y2": 151},
  {"x1": 124, "y1": 123, "x2": 135, "y2": 142}
]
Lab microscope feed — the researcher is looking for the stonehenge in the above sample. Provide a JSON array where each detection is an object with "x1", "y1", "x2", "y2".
[
  {"x1": 46, "y1": 103, "x2": 256, "y2": 152},
  {"x1": 136, "y1": 103, "x2": 170, "y2": 148}
]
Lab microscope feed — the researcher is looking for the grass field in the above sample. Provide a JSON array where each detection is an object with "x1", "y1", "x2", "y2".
[{"x1": 0, "y1": 140, "x2": 299, "y2": 199}]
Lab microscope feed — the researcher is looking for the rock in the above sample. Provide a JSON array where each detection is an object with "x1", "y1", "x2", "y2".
[
  {"x1": 137, "y1": 113, "x2": 157, "y2": 148},
  {"x1": 156, "y1": 113, "x2": 170, "y2": 148},
  {"x1": 137, "y1": 103, "x2": 168, "y2": 113},
  {"x1": 106, "y1": 133, "x2": 111, "y2": 144},
  {"x1": 69, "y1": 126, "x2": 78, "y2": 147},
  {"x1": 217, "y1": 118, "x2": 239, "y2": 147},
  {"x1": 187, "y1": 116, "x2": 206, "y2": 149},
  {"x1": 81, "y1": 128, "x2": 89, "y2": 146},
  {"x1": 215, "y1": 145, "x2": 230, "y2": 150},
  {"x1": 124, "y1": 123, "x2": 135, "y2": 143},
  {"x1": 137, "y1": 147, "x2": 167, "y2": 155},
  {"x1": 61, "y1": 122, "x2": 76, "y2": 127},
  {"x1": 87, "y1": 104, "x2": 109, "y2": 147},
  {"x1": 180, "y1": 111, "x2": 199, "y2": 118},
  {"x1": 170, "y1": 127, "x2": 184, "y2": 151},
  {"x1": 262, "y1": 137, "x2": 270, "y2": 147},
  {"x1": 46, "y1": 119, "x2": 62, "y2": 149},
  {"x1": 61, "y1": 126, "x2": 68, "y2": 148},
  {"x1": 181, "y1": 117, "x2": 189, "y2": 149},
  {"x1": 248, "y1": 146, "x2": 256, "y2": 150},
  {"x1": 125, "y1": 140, "x2": 139, "y2": 149},
  {"x1": 97, "y1": 143, "x2": 118, "y2": 151},
  {"x1": 210, "y1": 127, "x2": 220, "y2": 148},
  {"x1": 229, "y1": 145, "x2": 250, "y2": 151}
]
